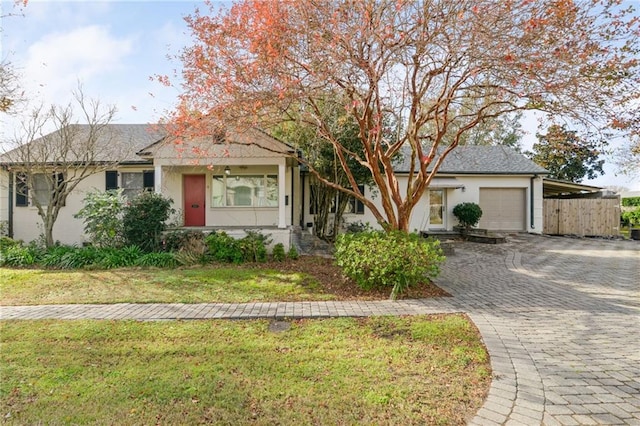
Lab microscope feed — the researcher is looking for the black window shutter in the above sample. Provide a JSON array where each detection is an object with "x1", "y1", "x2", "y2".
[
  {"x1": 16, "y1": 173, "x2": 28, "y2": 207},
  {"x1": 105, "y1": 171, "x2": 118, "y2": 190},
  {"x1": 143, "y1": 170, "x2": 155, "y2": 191},
  {"x1": 355, "y1": 185, "x2": 365, "y2": 214},
  {"x1": 54, "y1": 173, "x2": 67, "y2": 207}
]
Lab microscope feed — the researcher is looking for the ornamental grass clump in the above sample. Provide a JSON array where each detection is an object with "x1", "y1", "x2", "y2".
[{"x1": 335, "y1": 230, "x2": 445, "y2": 300}]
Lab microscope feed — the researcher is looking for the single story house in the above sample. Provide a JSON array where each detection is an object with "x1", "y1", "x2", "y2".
[
  {"x1": 0, "y1": 124, "x2": 547, "y2": 247},
  {"x1": 314, "y1": 145, "x2": 549, "y2": 234}
]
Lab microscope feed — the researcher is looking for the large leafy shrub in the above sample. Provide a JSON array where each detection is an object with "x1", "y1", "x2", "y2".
[
  {"x1": 122, "y1": 192, "x2": 175, "y2": 252},
  {"x1": 204, "y1": 230, "x2": 272, "y2": 263},
  {"x1": 75, "y1": 190, "x2": 126, "y2": 248},
  {"x1": 335, "y1": 230, "x2": 445, "y2": 300},
  {"x1": 205, "y1": 231, "x2": 244, "y2": 264},
  {"x1": 453, "y1": 202, "x2": 483, "y2": 234},
  {"x1": 621, "y1": 208, "x2": 640, "y2": 227},
  {"x1": 622, "y1": 197, "x2": 640, "y2": 207}
]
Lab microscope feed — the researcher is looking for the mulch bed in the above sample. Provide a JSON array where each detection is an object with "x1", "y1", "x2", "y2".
[{"x1": 244, "y1": 255, "x2": 451, "y2": 300}]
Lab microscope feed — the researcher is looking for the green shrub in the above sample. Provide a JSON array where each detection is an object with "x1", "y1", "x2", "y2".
[
  {"x1": 96, "y1": 246, "x2": 143, "y2": 269},
  {"x1": 272, "y1": 243, "x2": 286, "y2": 262},
  {"x1": 453, "y1": 202, "x2": 483, "y2": 233},
  {"x1": 58, "y1": 247, "x2": 103, "y2": 269},
  {"x1": 0, "y1": 244, "x2": 38, "y2": 267},
  {"x1": 287, "y1": 245, "x2": 299, "y2": 260},
  {"x1": 622, "y1": 197, "x2": 640, "y2": 207},
  {"x1": 335, "y1": 230, "x2": 445, "y2": 300},
  {"x1": 205, "y1": 231, "x2": 244, "y2": 264},
  {"x1": 122, "y1": 192, "x2": 175, "y2": 252},
  {"x1": 40, "y1": 245, "x2": 77, "y2": 268},
  {"x1": 345, "y1": 221, "x2": 373, "y2": 233},
  {"x1": 239, "y1": 230, "x2": 271, "y2": 263},
  {"x1": 0, "y1": 236, "x2": 19, "y2": 251},
  {"x1": 0, "y1": 221, "x2": 8, "y2": 237},
  {"x1": 136, "y1": 252, "x2": 179, "y2": 268},
  {"x1": 621, "y1": 208, "x2": 640, "y2": 227},
  {"x1": 75, "y1": 190, "x2": 126, "y2": 248}
]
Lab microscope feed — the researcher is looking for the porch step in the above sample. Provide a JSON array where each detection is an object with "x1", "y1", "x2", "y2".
[
  {"x1": 292, "y1": 229, "x2": 333, "y2": 257},
  {"x1": 465, "y1": 234, "x2": 507, "y2": 244}
]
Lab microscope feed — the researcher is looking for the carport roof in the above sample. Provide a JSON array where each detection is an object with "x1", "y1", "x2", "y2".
[{"x1": 543, "y1": 178, "x2": 602, "y2": 197}]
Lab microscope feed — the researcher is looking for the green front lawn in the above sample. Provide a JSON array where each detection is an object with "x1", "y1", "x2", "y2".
[
  {"x1": 1, "y1": 315, "x2": 490, "y2": 425},
  {"x1": 0, "y1": 266, "x2": 330, "y2": 306}
]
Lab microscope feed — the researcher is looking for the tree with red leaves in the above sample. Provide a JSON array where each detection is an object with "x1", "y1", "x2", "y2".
[{"x1": 165, "y1": 0, "x2": 640, "y2": 232}]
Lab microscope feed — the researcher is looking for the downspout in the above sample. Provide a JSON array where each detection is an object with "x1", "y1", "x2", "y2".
[
  {"x1": 8, "y1": 170, "x2": 14, "y2": 238},
  {"x1": 530, "y1": 175, "x2": 537, "y2": 230}
]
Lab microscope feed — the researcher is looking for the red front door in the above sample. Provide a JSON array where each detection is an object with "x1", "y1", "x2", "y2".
[{"x1": 183, "y1": 174, "x2": 206, "y2": 226}]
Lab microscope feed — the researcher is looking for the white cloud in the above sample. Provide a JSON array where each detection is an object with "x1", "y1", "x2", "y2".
[{"x1": 22, "y1": 25, "x2": 133, "y2": 106}]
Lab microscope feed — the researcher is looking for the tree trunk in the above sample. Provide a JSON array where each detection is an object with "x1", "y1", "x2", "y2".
[{"x1": 43, "y1": 217, "x2": 55, "y2": 248}]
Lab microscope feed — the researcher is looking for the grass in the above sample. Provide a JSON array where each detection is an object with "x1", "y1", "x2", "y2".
[
  {"x1": 0, "y1": 315, "x2": 490, "y2": 425},
  {"x1": 0, "y1": 267, "x2": 330, "y2": 306}
]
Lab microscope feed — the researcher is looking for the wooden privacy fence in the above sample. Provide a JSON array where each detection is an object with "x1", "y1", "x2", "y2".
[{"x1": 543, "y1": 198, "x2": 620, "y2": 237}]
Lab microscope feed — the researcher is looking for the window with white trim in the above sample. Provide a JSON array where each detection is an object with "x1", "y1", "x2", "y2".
[
  {"x1": 120, "y1": 171, "x2": 154, "y2": 198},
  {"x1": 15, "y1": 173, "x2": 65, "y2": 207},
  {"x1": 212, "y1": 174, "x2": 278, "y2": 207}
]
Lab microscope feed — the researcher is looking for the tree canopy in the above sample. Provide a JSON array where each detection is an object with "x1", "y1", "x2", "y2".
[
  {"x1": 164, "y1": 0, "x2": 640, "y2": 231},
  {"x1": 528, "y1": 124, "x2": 605, "y2": 183}
]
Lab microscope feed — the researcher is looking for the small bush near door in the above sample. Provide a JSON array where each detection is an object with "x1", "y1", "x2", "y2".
[
  {"x1": 334, "y1": 230, "x2": 445, "y2": 300},
  {"x1": 453, "y1": 202, "x2": 483, "y2": 234}
]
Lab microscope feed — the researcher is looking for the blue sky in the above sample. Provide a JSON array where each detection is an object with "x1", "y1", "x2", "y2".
[
  {"x1": 1, "y1": 0, "x2": 207, "y2": 127},
  {"x1": 1, "y1": 0, "x2": 638, "y2": 190}
]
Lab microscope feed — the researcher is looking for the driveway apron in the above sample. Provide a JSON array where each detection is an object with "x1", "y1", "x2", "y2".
[{"x1": 435, "y1": 235, "x2": 640, "y2": 425}]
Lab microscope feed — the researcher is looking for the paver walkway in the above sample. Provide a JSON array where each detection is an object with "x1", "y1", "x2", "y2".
[{"x1": 1, "y1": 234, "x2": 639, "y2": 425}]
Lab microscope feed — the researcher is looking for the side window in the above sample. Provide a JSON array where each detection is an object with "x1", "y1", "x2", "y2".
[
  {"x1": 120, "y1": 170, "x2": 154, "y2": 198},
  {"x1": 32, "y1": 173, "x2": 66, "y2": 207},
  {"x1": 346, "y1": 185, "x2": 365, "y2": 215}
]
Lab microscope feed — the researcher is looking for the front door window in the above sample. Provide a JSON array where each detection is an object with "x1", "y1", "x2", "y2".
[{"x1": 429, "y1": 189, "x2": 445, "y2": 228}]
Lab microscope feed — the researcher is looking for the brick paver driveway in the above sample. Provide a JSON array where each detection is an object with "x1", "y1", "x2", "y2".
[{"x1": 437, "y1": 234, "x2": 640, "y2": 425}]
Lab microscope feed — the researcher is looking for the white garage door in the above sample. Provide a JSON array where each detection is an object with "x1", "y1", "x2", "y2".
[{"x1": 479, "y1": 188, "x2": 526, "y2": 231}]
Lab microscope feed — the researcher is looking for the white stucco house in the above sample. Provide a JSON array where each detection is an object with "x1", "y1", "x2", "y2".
[{"x1": 0, "y1": 124, "x2": 547, "y2": 247}]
